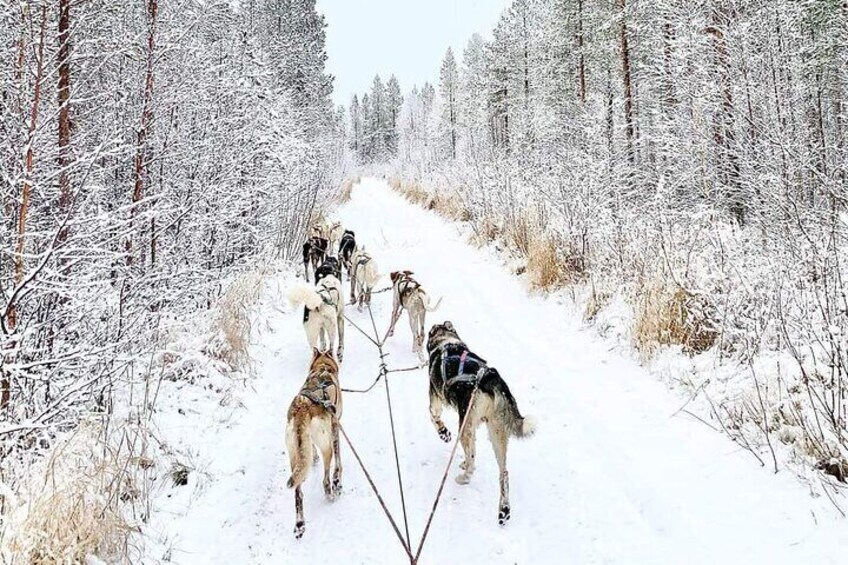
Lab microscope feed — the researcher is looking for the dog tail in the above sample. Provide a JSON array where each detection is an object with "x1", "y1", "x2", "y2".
[
  {"x1": 483, "y1": 368, "x2": 536, "y2": 439},
  {"x1": 423, "y1": 294, "x2": 442, "y2": 313},
  {"x1": 285, "y1": 415, "x2": 313, "y2": 489},
  {"x1": 288, "y1": 284, "x2": 322, "y2": 310}
]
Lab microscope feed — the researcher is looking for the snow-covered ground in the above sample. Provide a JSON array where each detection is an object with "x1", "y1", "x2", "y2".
[{"x1": 143, "y1": 178, "x2": 848, "y2": 564}]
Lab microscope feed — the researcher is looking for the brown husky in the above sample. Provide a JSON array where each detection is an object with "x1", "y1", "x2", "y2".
[{"x1": 285, "y1": 350, "x2": 343, "y2": 539}]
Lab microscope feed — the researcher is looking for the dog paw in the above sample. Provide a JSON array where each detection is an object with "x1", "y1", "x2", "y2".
[
  {"x1": 294, "y1": 521, "x2": 305, "y2": 539},
  {"x1": 438, "y1": 428, "x2": 452, "y2": 443},
  {"x1": 332, "y1": 478, "x2": 343, "y2": 496},
  {"x1": 455, "y1": 473, "x2": 471, "y2": 485},
  {"x1": 498, "y1": 506, "x2": 511, "y2": 526}
]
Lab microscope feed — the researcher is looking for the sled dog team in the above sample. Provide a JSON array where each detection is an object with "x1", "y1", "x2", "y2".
[{"x1": 286, "y1": 218, "x2": 536, "y2": 540}]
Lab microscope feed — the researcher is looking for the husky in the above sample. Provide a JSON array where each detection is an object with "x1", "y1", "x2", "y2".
[
  {"x1": 386, "y1": 271, "x2": 441, "y2": 359},
  {"x1": 326, "y1": 221, "x2": 344, "y2": 254},
  {"x1": 285, "y1": 349, "x2": 343, "y2": 539},
  {"x1": 302, "y1": 236, "x2": 329, "y2": 282},
  {"x1": 315, "y1": 256, "x2": 342, "y2": 283},
  {"x1": 287, "y1": 275, "x2": 345, "y2": 362},
  {"x1": 426, "y1": 321, "x2": 535, "y2": 525},
  {"x1": 349, "y1": 248, "x2": 379, "y2": 309},
  {"x1": 338, "y1": 230, "x2": 357, "y2": 276}
]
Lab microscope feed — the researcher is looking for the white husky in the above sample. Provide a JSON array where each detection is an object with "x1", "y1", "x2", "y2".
[
  {"x1": 288, "y1": 275, "x2": 345, "y2": 362},
  {"x1": 349, "y1": 248, "x2": 379, "y2": 309}
]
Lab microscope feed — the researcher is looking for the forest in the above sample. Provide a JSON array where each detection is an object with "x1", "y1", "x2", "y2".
[{"x1": 2, "y1": 0, "x2": 848, "y2": 562}]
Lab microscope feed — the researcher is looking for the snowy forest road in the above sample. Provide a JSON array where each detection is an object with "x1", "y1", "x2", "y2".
[{"x1": 157, "y1": 178, "x2": 848, "y2": 564}]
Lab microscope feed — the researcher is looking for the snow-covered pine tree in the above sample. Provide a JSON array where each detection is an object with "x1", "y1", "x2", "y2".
[{"x1": 439, "y1": 48, "x2": 459, "y2": 160}]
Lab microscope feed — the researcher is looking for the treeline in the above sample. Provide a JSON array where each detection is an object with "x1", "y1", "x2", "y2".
[
  {"x1": 367, "y1": 0, "x2": 848, "y2": 481},
  {"x1": 0, "y1": 0, "x2": 341, "y2": 483},
  {"x1": 382, "y1": 0, "x2": 847, "y2": 223},
  {"x1": 349, "y1": 74, "x2": 404, "y2": 163}
]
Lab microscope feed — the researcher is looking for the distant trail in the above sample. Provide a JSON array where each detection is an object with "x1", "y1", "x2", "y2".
[{"x1": 157, "y1": 178, "x2": 848, "y2": 565}]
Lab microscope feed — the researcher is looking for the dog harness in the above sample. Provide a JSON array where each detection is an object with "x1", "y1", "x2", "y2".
[
  {"x1": 317, "y1": 286, "x2": 337, "y2": 307},
  {"x1": 438, "y1": 344, "x2": 488, "y2": 389},
  {"x1": 308, "y1": 236, "x2": 328, "y2": 253},
  {"x1": 316, "y1": 259, "x2": 341, "y2": 282},
  {"x1": 352, "y1": 253, "x2": 371, "y2": 280},
  {"x1": 397, "y1": 275, "x2": 420, "y2": 302},
  {"x1": 300, "y1": 371, "x2": 337, "y2": 414}
]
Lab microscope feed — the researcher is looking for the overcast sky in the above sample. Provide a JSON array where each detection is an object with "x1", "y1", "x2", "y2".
[{"x1": 317, "y1": 0, "x2": 510, "y2": 107}]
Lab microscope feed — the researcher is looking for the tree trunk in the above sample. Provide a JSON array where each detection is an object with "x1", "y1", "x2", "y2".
[
  {"x1": 57, "y1": 0, "x2": 72, "y2": 247},
  {"x1": 450, "y1": 86, "x2": 456, "y2": 160},
  {"x1": 577, "y1": 0, "x2": 586, "y2": 103},
  {"x1": 707, "y1": 9, "x2": 743, "y2": 223},
  {"x1": 128, "y1": 0, "x2": 158, "y2": 266},
  {"x1": 662, "y1": 18, "x2": 676, "y2": 109},
  {"x1": 4, "y1": 6, "x2": 48, "y2": 411},
  {"x1": 618, "y1": 0, "x2": 635, "y2": 166}
]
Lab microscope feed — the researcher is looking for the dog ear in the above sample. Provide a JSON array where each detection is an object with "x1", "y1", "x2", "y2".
[
  {"x1": 444, "y1": 321, "x2": 454, "y2": 331},
  {"x1": 404, "y1": 270, "x2": 414, "y2": 276},
  {"x1": 312, "y1": 347, "x2": 320, "y2": 358},
  {"x1": 390, "y1": 271, "x2": 399, "y2": 282}
]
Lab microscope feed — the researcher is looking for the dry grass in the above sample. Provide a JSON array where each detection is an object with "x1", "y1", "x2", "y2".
[
  {"x1": 391, "y1": 177, "x2": 428, "y2": 206},
  {"x1": 210, "y1": 266, "x2": 267, "y2": 372},
  {"x1": 475, "y1": 217, "x2": 500, "y2": 244},
  {"x1": 633, "y1": 282, "x2": 718, "y2": 356},
  {"x1": 504, "y1": 211, "x2": 534, "y2": 256},
  {"x1": 431, "y1": 191, "x2": 471, "y2": 222},
  {"x1": 390, "y1": 176, "x2": 470, "y2": 222},
  {"x1": 527, "y1": 235, "x2": 568, "y2": 291},
  {"x1": 584, "y1": 284, "x2": 611, "y2": 322},
  {"x1": 3, "y1": 421, "x2": 145, "y2": 564}
]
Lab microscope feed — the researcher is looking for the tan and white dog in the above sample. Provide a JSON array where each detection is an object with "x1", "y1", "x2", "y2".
[
  {"x1": 285, "y1": 349, "x2": 343, "y2": 538},
  {"x1": 386, "y1": 271, "x2": 441, "y2": 359},
  {"x1": 349, "y1": 248, "x2": 379, "y2": 309},
  {"x1": 326, "y1": 221, "x2": 343, "y2": 254},
  {"x1": 288, "y1": 275, "x2": 345, "y2": 362}
]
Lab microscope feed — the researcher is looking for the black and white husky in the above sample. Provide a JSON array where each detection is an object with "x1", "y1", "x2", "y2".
[
  {"x1": 315, "y1": 256, "x2": 342, "y2": 283},
  {"x1": 338, "y1": 230, "x2": 356, "y2": 277},
  {"x1": 302, "y1": 236, "x2": 329, "y2": 282},
  {"x1": 426, "y1": 321, "x2": 535, "y2": 525}
]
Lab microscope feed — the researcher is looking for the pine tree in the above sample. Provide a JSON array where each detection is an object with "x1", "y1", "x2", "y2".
[
  {"x1": 439, "y1": 48, "x2": 459, "y2": 160},
  {"x1": 350, "y1": 94, "x2": 362, "y2": 156},
  {"x1": 386, "y1": 75, "x2": 403, "y2": 156},
  {"x1": 361, "y1": 91, "x2": 372, "y2": 161},
  {"x1": 370, "y1": 75, "x2": 387, "y2": 160},
  {"x1": 262, "y1": 0, "x2": 334, "y2": 134}
]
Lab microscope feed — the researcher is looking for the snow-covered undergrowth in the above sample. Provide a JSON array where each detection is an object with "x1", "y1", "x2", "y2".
[
  {"x1": 0, "y1": 258, "x2": 283, "y2": 563},
  {"x1": 387, "y1": 168, "x2": 848, "y2": 502}
]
